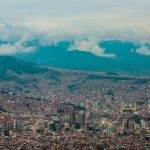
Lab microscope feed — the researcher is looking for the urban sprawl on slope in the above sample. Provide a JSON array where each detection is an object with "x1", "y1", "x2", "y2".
[{"x1": 0, "y1": 70, "x2": 150, "y2": 150}]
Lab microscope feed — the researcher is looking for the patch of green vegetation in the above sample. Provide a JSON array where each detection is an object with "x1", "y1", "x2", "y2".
[
  {"x1": 0, "y1": 105, "x2": 6, "y2": 112},
  {"x1": 68, "y1": 84, "x2": 77, "y2": 92}
]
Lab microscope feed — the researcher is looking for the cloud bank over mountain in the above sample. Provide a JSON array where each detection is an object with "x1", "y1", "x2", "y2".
[
  {"x1": 68, "y1": 37, "x2": 116, "y2": 58},
  {"x1": 136, "y1": 45, "x2": 150, "y2": 56},
  {"x1": 0, "y1": 0, "x2": 150, "y2": 56}
]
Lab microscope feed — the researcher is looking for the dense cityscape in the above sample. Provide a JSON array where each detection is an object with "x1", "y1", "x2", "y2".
[
  {"x1": 0, "y1": 69, "x2": 150, "y2": 150},
  {"x1": 1, "y1": 0, "x2": 150, "y2": 149}
]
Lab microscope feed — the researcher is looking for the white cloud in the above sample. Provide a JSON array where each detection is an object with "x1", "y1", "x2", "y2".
[
  {"x1": 68, "y1": 37, "x2": 116, "y2": 58},
  {"x1": 0, "y1": 0, "x2": 150, "y2": 56},
  {"x1": 0, "y1": 41, "x2": 36, "y2": 55},
  {"x1": 0, "y1": 22, "x2": 36, "y2": 55},
  {"x1": 0, "y1": 0, "x2": 150, "y2": 42},
  {"x1": 1, "y1": 21, "x2": 150, "y2": 57},
  {"x1": 136, "y1": 45, "x2": 150, "y2": 56}
]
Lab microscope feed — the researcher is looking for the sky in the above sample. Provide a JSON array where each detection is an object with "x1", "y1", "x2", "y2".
[{"x1": 0, "y1": 0, "x2": 150, "y2": 56}]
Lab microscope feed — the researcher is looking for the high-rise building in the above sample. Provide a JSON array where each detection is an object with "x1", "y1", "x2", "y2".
[
  {"x1": 69, "y1": 109, "x2": 75, "y2": 125},
  {"x1": 79, "y1": 111, "x2": 86, "y2": 126}
]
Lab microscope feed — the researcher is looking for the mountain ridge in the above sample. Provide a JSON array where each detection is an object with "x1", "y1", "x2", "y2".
[
  {"x1": 14, "y1": 40, "x2": 150, "y2": 75},
  {"x1": 0, "y1": 55, "x2": 49, "y2": 74}
]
